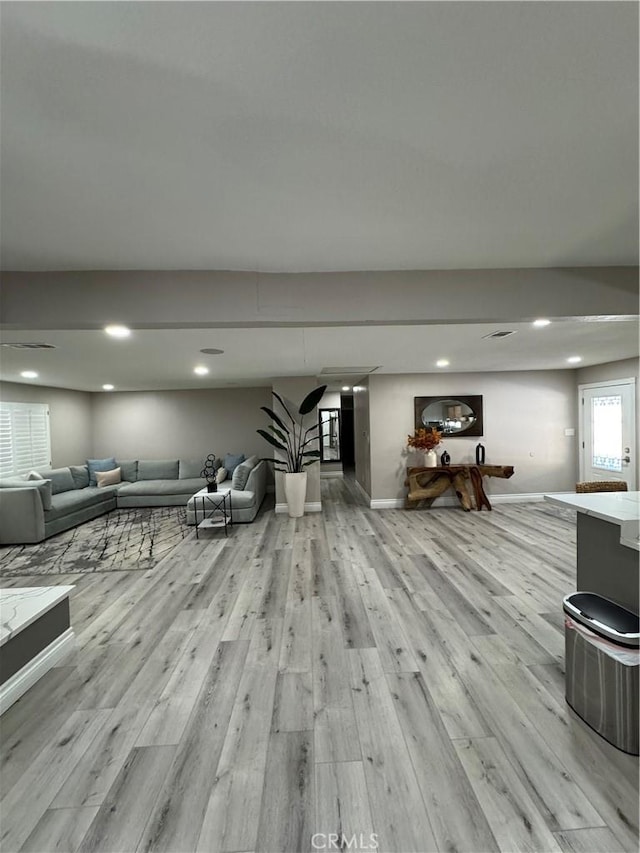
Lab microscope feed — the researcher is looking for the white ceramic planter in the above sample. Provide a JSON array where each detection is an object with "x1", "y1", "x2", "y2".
[
  {"x1": 284, "y1": 472, "x2": 307, "y2": 517},
  {"x1": 424, "y1": 449, "x2": 438, "y2": 468}
]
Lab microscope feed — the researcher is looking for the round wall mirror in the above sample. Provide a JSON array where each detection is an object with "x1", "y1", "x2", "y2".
[{"x1": 414, "y1": 395, "x2": 483, "y2": 437}]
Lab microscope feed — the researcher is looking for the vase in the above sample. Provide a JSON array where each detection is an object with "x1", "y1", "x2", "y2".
[
  {"x1": 207, "y1": 481, "x2": 217, "y2": 493},
  {"x1": 284, "y1": 471, "x2": 307, "y2": 517},
  {"x1": 424, "y1": 449, "x2": 438, "y2": 468}
]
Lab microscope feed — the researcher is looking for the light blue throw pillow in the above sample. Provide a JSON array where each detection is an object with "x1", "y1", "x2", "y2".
[
  {"x1": 224, "y1": 453, "x2": 245, "y2": 476},
  {"x1": 231, "y1": 461, "x2": 252, "y2": 490},
  {"x1": 87, "y1": 457, "x2": 116, "y2": 487}
]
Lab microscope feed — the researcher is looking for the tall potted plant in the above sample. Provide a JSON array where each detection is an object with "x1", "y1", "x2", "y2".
[{"x1": 257, "y1": 384, "x2": 327, "y2": 517}]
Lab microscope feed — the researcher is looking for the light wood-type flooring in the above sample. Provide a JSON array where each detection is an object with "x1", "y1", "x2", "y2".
[{"x1": 1, "y1": 476, "x2": 638, "y2": 853}]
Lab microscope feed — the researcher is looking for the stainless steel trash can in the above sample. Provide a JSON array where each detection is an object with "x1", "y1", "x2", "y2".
[{"x1": 563, "y1": 592, "x2": 639, "y2": 755}]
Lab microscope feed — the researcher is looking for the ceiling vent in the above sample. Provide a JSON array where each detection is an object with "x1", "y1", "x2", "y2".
[
  {"x1": 0, "y1": 342, "x2": 56, "y2": 349},
  {"x1": 482, "y1": 331, "x2": 517, "y2": 340},
  {"x1": 320, "y1": 366, "x2": 379, "y2": 375}
]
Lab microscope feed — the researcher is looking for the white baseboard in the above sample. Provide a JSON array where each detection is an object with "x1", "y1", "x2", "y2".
[
  {"x1": 0, "y1": 628, "x2": 75, "y2": 716},
  {"x1": 369, "y1": 493, "x2": 550, "y2": 510},
  {"x1": 354, "y1": 479, "x2": 371, "y2": 504},
  {"x1": 275, "y1": 501, "x2": 323, "y2": 514}
]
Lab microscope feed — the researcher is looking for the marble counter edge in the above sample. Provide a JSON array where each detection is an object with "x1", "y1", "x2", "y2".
[{"x1": 0, "y1": 585, "x2": 75, "y2": 646}]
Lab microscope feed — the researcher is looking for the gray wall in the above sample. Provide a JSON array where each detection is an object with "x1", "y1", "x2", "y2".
[
  {"x1": 576, "y1": 357, "x2": 639, "y2": 386},
  {"x1": 92, "y1": 387, "x2": 272, "y2": 464},
  {"x1": 0, "y1": 381, "x2": 93, "y2": 467},
  {"x1": 354, "y1": 382, "x2": 372, "y2": 497},
  {"x1": 368, "y1": 371, "x2": 578, "y2": 501}
]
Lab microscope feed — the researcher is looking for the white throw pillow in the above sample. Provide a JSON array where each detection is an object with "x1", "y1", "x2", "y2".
[
  {"x1": 96, "y1": 467, "x2": 122, "y2": 487},
  {"x1": 27, "y1": 470, "x2": 44, "y2": 480},
  {"x1": 216, "y1": 467, "x2": 228, "y2": 484}
]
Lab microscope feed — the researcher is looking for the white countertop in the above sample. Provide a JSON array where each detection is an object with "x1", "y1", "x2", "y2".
[
  {"x1": 544, "y1": 492, "x2": 640, "y2": 551},
  {"x1": 0, "y1": 586, "x2": 74, "y2": 646}
]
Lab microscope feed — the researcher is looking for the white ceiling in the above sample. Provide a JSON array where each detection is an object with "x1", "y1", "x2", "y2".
[
  {"x1": 1, "y1": 319, "x2": 638, "y2": 392},
  {"x1": 1, "y1": 2, "x2": 638, "y2": 272},
  {"x1": 1, "y1": 4, "x2": 637, "y2": 392}
]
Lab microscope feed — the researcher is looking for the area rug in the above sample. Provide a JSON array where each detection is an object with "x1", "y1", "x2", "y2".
[{"x1": 0, "y1": 507, "x2": 192, "y2": 577}]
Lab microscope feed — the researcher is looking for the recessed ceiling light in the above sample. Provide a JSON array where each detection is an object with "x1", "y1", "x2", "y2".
[
  {"x1": 104, "y1": 325, "x2": 131, "y2": 338},
  {"x1": 436, "y1": 359, "x2": 450, "y2": 368},
  {"x1": 567, "y1": 356, "x2": 582, "y2": 364},
  {"x1": 102, "y1": 384, "x2": 114, "y2": 391},
  {"x1": 342, "y1": 386, "x2": 351, "y2": 391},
  {"x1": 533, "y1": 319, "x2": 551, "y2": 327},
  {"x1": 194, "y1": 366, "x2": 209, "y2": 375},
  {"x1": 20, "y1": 370, "x2": 38, "y2": 379}
]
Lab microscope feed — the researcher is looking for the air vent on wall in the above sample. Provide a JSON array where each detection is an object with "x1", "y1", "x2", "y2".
[
  {"x1": 0, "y1": 342, "x2": 56, "y2": 349},
  {"x1": 482, "y1": 331, "x2": 517, "y2": 339}
]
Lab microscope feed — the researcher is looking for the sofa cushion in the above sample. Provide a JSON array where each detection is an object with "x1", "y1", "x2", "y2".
[
  {"x1": 179, "y1": 459, "x2": 206, "y2": 480},
  {"x1": 231, "y1": 461, "x2": 253, "y2": 490},
  {"x1": 216, "y1": 467, "x2": 228, "y2": 484},
  {"x1": 69, "y1": 464, "x2": 90, "y2": 489},
  {"x1": 45, "y1": 486, "x2": 117, "y2": 521},
  {"x1": 116, "y1": 460, "x2": 138, "y2": 483},
  {"x1": 117, "y1": 477, "x2": 203, "y2": 497},
  {"x1": 0, "y1": 476, "x2": 53, "y2": 510},
  {"x1": 224, "y1": 453, "x2": 245, "y2": 476},
  {"x1": 96, "y1": 467, "x2": 122, "y2": 487},
  {"x1": 87, "y1": 457, "x2": 117, "y2": 486},
  {"x1": 138, "y1": 460, "x2": 179, "y2": 480},
  {"x1": 39, "y1": 467, "x2": 76, "y2": 495}
]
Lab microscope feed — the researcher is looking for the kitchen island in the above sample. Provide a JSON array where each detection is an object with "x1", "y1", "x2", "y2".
[{"x1": 544, "y1": 491, "x2": 639, "y2": 614}]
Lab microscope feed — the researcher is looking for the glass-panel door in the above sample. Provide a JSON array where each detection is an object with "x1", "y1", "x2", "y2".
[{"x1": 580, "y1": 381, "x2": 636, "y2": 489}]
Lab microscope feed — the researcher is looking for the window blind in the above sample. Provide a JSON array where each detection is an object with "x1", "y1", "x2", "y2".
[{"x1": 0, "y1": 402, "x2": 51, "y2": 477}]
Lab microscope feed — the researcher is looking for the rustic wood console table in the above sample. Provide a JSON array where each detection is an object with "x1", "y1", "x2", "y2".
[{"x1": 405, "y1": 464, "x2": 515, "y2": 511}]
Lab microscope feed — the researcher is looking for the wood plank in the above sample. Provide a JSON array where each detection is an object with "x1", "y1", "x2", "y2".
[
  {"x1": 195, "y1": 663, "x2": 279, "y2": 852},
  {"x1": 19, "y1": 806, "x2": 100, "y2": 853},
  {"x1": 312, "y1": 596, "x2": 361, "y2": 763},
  {"x1": 314, "y1": 761, "x2": 376, "y2": 850},
  {"x1": 453, "y1": 647, "x2": 607, "y2": 831},
  {"x1": 387, "y1": 671, "x2": 499, "y2": 853},
  {"x1": 272, "y1": 671, "x2": 314, "y2": 732},
  {"x1": 255, "y1": 731, "x2": 314, "y2": 853},
  {"x1": 385, "y1": 587, "x2": 491, "y2": 739},
  {"x1": 135, "y1": 640, "x2": 250, "y2": 853},
  {"x1": 348, "y1": 648, "x2": 438, "y2": 852},
  {"x1": 355, "y1": 564, "x2": 419, "y2": 672},
  {"x1": 0, "y1": 710, "x2": 113, "y2": 852},
  {"x1": 327, "y1": 560, "x2": 376, "y2": 649},
  {"x1": 454, "y1": 737, "x2": 563, "y2": 852},
  {"x1": 76, "y1": 746, "x2": 176, "y2": 853},
  {"x1": 554, "y1": 827, "x2": 629, "y2": 853}
]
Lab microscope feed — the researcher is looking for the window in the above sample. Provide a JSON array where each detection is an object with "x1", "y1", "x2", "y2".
[{"x1": 0, "y1": 401, "x2": 51, "y2": 477}]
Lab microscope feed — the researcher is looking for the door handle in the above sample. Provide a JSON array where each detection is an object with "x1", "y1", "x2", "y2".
[{"x1": 623, "y1": 456, "x2": 631, "y2": 463}]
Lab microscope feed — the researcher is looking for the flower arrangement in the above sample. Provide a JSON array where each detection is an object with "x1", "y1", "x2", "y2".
[{"x1": 407, "y1": 427, "x2": 443, "y2": 451}]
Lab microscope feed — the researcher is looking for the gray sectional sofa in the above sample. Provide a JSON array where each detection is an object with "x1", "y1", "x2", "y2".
[{"x1": 0, "y1": 458, "x2": 267, "y2": 544}]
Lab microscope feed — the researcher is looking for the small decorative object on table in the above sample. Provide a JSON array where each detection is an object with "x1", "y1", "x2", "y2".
[
  {"x1": 475, "y1": 443, "x2": 486, "y2": 464},
  {"x1": 200, "y1": 453, "x2": 218, "y2": 492},
  {"x1": 407, "y1": 427, "x2": 443, "y2": 468},
  {"x1": 440, "y1": 450, "x2": 451, "y2": 466}
]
